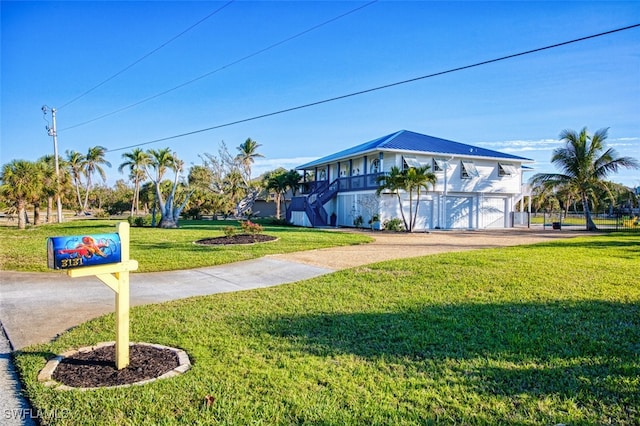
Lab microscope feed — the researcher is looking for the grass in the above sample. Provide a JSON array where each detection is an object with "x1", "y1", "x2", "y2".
[
  {"x1": 0, "y1": 219, "x2": 373, "y2": 272},
  {"x1": 14, "y1": 233, "x2": 640, "y2": 425}
]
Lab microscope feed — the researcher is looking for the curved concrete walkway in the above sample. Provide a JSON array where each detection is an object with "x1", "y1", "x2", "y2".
[{"x1": 0, "y1": 227, "x2": 580, "y2": 424}]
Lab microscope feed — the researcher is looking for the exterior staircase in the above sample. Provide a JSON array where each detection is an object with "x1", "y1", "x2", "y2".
[{"x1": 287, "y1": 179, "x2": 339, "y2": 226}]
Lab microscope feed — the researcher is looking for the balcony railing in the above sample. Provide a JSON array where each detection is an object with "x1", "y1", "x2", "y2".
[{"x1": 301, "y1": 173, "x2": 383, "y2": 195}]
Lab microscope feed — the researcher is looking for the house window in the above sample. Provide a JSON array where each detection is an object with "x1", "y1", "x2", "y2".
[
  {"x1": 460, "y1": 160, "x2": 479, "y2": 179},
  {"x1": 370, "y1": 159, "x2": 380, "y2": 174},
  {"x1": 403, "y1": 155, "x2": 422, "y2": 170},
  {"x1": 498, "y1": 163, "x2": 517, "y2": 177},
  {"x1": 433, "y1": 158, "x2": 446, "y2": 172}
]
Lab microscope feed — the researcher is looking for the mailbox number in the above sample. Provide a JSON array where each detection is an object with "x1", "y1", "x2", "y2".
[{"x1": 61, "y1": 258, "x2": 84, "y2": 268}]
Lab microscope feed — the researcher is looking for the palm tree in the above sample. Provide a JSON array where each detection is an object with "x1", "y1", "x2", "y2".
[
  {"x1": 530, "y1": 127, "x2": 639, "y2": 230},
  {"x1": 404, "y1": 166, "x2": 437, "y2": 231},
  {"x1": 266, "y1": 171, "x2": 289, "y2": 219},
  {"x1": 118, "y1": 148, "x2": 150, "y2": 216},
  {"x1": 0, "y1": 160, "x2": 40, "y2": 229},
  {"x1": 376, "y1": 166, "x2": 409, "y2": 231},
  {"x1": 146, "y1": 148, "x2": 174, "y2": 227},
  {"x1": 145, "y1": 149, "x2": 193, "y2": 228},
  {"x1": 83, "y1": 146, "x2": 111, "y2": 212},
  {"x1": 236, "y1": 138, "x2": 263, "y2": 181},
  {"x1": 66, "y1": 150, "x2": 86, "y2": 213},
  {"x1": 37, "y1": 156, "x2": 56, "y2": 223}
]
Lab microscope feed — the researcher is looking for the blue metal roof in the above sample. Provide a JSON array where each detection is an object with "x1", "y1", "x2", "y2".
[{"x1": 297, "y1": 130, "x2": 533, "y2": 169}]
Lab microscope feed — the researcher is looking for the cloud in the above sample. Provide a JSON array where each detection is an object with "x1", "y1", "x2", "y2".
[
  {"x1": 477, "y1": 139, "x2": 561, "y2": 153},
  {"x1": 251, "y1": 157, "x2": 318, "y2": 176}
]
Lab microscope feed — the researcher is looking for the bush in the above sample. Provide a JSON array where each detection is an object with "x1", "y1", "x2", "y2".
[
  {"x1": 241, "y1": 220, "x2": 263, "y2": 235},
  {"x1": 353, "y1": 215, "x2": 364, "y2": 228},
  {"x1": 267, "y1": 217, "x2": 290, "y2": 226},
  {"x1": 383, "y1": 218, "x2": 404, "y2": 232},
  {"x1": 223, "y1": 226, "x2": 237, "y2": 237},
  {"x1": 93, "y1": 209, "x2": 109, "y2": 219},
  {"x1": 129, "y1": 214, "x2": 158, "y2": 227}
]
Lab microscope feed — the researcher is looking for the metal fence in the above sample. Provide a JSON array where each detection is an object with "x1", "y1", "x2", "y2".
[{"x1": 534, "y1": 211, "x2": 640, "y2": 232}]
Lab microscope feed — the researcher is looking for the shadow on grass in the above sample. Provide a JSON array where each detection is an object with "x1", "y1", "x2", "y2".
[{"x1": 263, "y1": 300, "x2": 640, "y2": 403}]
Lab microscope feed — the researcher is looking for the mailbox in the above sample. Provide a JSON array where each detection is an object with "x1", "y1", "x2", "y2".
[{"x1": 48, "y1": 233, "x2": 122, "y2": 270}]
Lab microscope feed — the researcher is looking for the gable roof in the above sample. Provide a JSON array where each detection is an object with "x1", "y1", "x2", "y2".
[{"x1": 297, "y1": 130, "x2": 533, "y2": 169}]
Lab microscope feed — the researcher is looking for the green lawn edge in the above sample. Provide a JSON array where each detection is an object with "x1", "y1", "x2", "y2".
[
  {"x1": 13, "y1": 233, "x2": 640, "y2": 425},
  {"x1": 0, "y1": 219, "x2": 373, "y2": 272}
]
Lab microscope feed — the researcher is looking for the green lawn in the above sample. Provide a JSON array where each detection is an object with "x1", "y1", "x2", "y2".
[
  {"x1": 14, "y1": 233, "x2": 640, "y2": 425},
  {"x1": 0, "y1": 219, "x2": 372, "y2": 272}
]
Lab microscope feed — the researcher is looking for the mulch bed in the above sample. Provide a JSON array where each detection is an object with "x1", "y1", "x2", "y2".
[
  {"x1": 195, "y1": 234, "x2": 277, "y2": 245},
  {"x1": 52, "y1": 344, "x2": 179, "y2": 388}
]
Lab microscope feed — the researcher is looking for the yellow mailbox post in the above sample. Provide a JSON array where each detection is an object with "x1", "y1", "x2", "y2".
[{"x1": 48, "y1": 222, "x2": 138, "y2": 369}]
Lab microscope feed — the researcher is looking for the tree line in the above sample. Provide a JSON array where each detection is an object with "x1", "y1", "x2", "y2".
[
  {"x1": 1, "y1": 127, "x2": 638, "y2": 231},
  {"x1": 0, "y1": 138, "x2": 302, "y2": 229}
]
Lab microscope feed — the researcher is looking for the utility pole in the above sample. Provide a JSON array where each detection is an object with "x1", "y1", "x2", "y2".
[{"x1": 42, "y1": 106, "x2": 64, "y2": 223}]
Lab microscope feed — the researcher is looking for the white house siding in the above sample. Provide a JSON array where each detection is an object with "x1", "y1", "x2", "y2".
[{"x1": 290, "y1": 211, "x2": 312, "y2": 227}]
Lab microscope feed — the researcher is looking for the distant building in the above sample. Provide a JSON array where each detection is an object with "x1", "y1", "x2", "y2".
[{"x1": 287, "y1": 130, "x2": 533, "y2": 230}]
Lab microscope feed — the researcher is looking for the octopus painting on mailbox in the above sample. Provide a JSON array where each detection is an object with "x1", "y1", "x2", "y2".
[{"x1": 48, "y1": 233, "x2": 122, "y2": 270}]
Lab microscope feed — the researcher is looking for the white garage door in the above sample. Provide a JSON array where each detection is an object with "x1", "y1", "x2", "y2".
[
  {"x1": 482, "y1": 197, "x2": 507, "y2": 228},
  {"x1": 446, "y1": 197, "x2": 472, "y2": 229},
  {"x1": 413, "y1": 199, "x2": 435, "y2": 230}
]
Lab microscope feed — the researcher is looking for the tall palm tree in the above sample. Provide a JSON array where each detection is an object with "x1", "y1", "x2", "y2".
[
  {"x1": 236, "y1": 138, "x2": 263, "y2": 181},
  {"x1": 83, "y1": 146, "x2": 111, "y2": 212},
  {"x1": 0, "y1": 160, "x2": 40, "y2": 229},
  {"x1": 36, "y1": 156, "x2": 58, "y2": 224},
  {"x1": 118, "y1": 148, "x2": 150, "y2": 216},
  {"x1": 146, "y1": 148, "x2": 175, "y2": 227},
  {"x1": 66, "y1": 150, "x2": 86, "y2": 213},
  {"x1": 530, "y1": 127, "x2": 639, "y2": 230},
  {"x1": 266, "y1": 171, "x2": 289, "y2": 219},
  {"x1": 376, "y1": 166, "x2": 409, "y2": 231},
  {"x1": 404, "y1": 166, "x2": 437, "y2": 231}
]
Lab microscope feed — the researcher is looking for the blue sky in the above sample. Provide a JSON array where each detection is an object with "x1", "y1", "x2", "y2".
[{"x1": 2, "y1": 0, "x2": 639, "y2": 188}]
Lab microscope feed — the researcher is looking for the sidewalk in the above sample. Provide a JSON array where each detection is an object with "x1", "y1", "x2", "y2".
[{"x1": 0, "y1": 257, "x2": 334, "y2": 426}]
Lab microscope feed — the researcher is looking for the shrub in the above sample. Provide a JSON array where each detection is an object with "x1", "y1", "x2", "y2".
[
  {"x1": 383, "y1": 217, "x2": 404, "y2": 232},
  {"x1": 268, "y1": 217, "x2": 290, "y2": 226},
  {"x1": 93, "y1": 209, "x2": 109, "y2": 219},
  {"x1": 353, "y1": 215, "x2": 364, "y2": 228},
  {"x1": 241, "y1": 220, "x2": 263, "y2": 235},
  {"x1": 134, "y1": 216, "x2": 146, "y2": 227},
  {"x1": 223, "y1": 226, "x2": 237, "y2": 237}
]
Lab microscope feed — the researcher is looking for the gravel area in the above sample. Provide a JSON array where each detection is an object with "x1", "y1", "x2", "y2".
[{"x1": 270, "y1": 227, "x2": 584, "y2": 269}]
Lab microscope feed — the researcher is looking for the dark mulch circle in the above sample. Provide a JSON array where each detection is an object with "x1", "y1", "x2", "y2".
[
  {"x1": 195, "y1": 234, "x2": 277, "y2": 245},
  {"x1": 52, "y1": 344, "x2": 179, "y2": 388}
]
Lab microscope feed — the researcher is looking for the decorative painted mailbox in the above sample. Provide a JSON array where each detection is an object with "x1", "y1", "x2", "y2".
[
  {"x1": 46, "y1": 223, "x2": 138, "y2": 370},
  {"x1": 48, "y1": 233, "x2": 122, "y2": 269}
]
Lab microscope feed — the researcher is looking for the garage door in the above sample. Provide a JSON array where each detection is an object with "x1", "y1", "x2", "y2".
[
  {"x1": 446, "y1": 197, "x2": 472, "y2": 229},
  {"x1": 482, "y1": 197, "x2": 506, "y2": 228}
]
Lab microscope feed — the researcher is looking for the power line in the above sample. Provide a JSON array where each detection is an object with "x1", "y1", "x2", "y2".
[
  {"x1": 60, "y1": 0, "x2": 379, "y2": 131},
  {"x1": 58, "y1": 1, "x2": 235, "y2": 110},
  {"x1": 108, "y1": 23, "x2": 640, "y2": 153}
]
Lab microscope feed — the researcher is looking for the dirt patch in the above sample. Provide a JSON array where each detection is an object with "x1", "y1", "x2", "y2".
[
  {"x1": 195, "y1": 234, "x2": 277, "y2": 245},
  {"x1": 52, "y1": 344, "x2": 179, "y2": 388},
  {"x1": 270, "y1": 228, "x2": 587, "y2": 269}
]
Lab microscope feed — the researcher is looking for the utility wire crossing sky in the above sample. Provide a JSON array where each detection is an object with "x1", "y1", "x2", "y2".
[{"x1": 1, "y1": 1, "x2": 639, "y2": 187}]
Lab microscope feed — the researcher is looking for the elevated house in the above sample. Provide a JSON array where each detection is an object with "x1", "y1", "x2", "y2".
[{"x1": 287, "y1": 130, "x2": 533, "y2": 230}]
